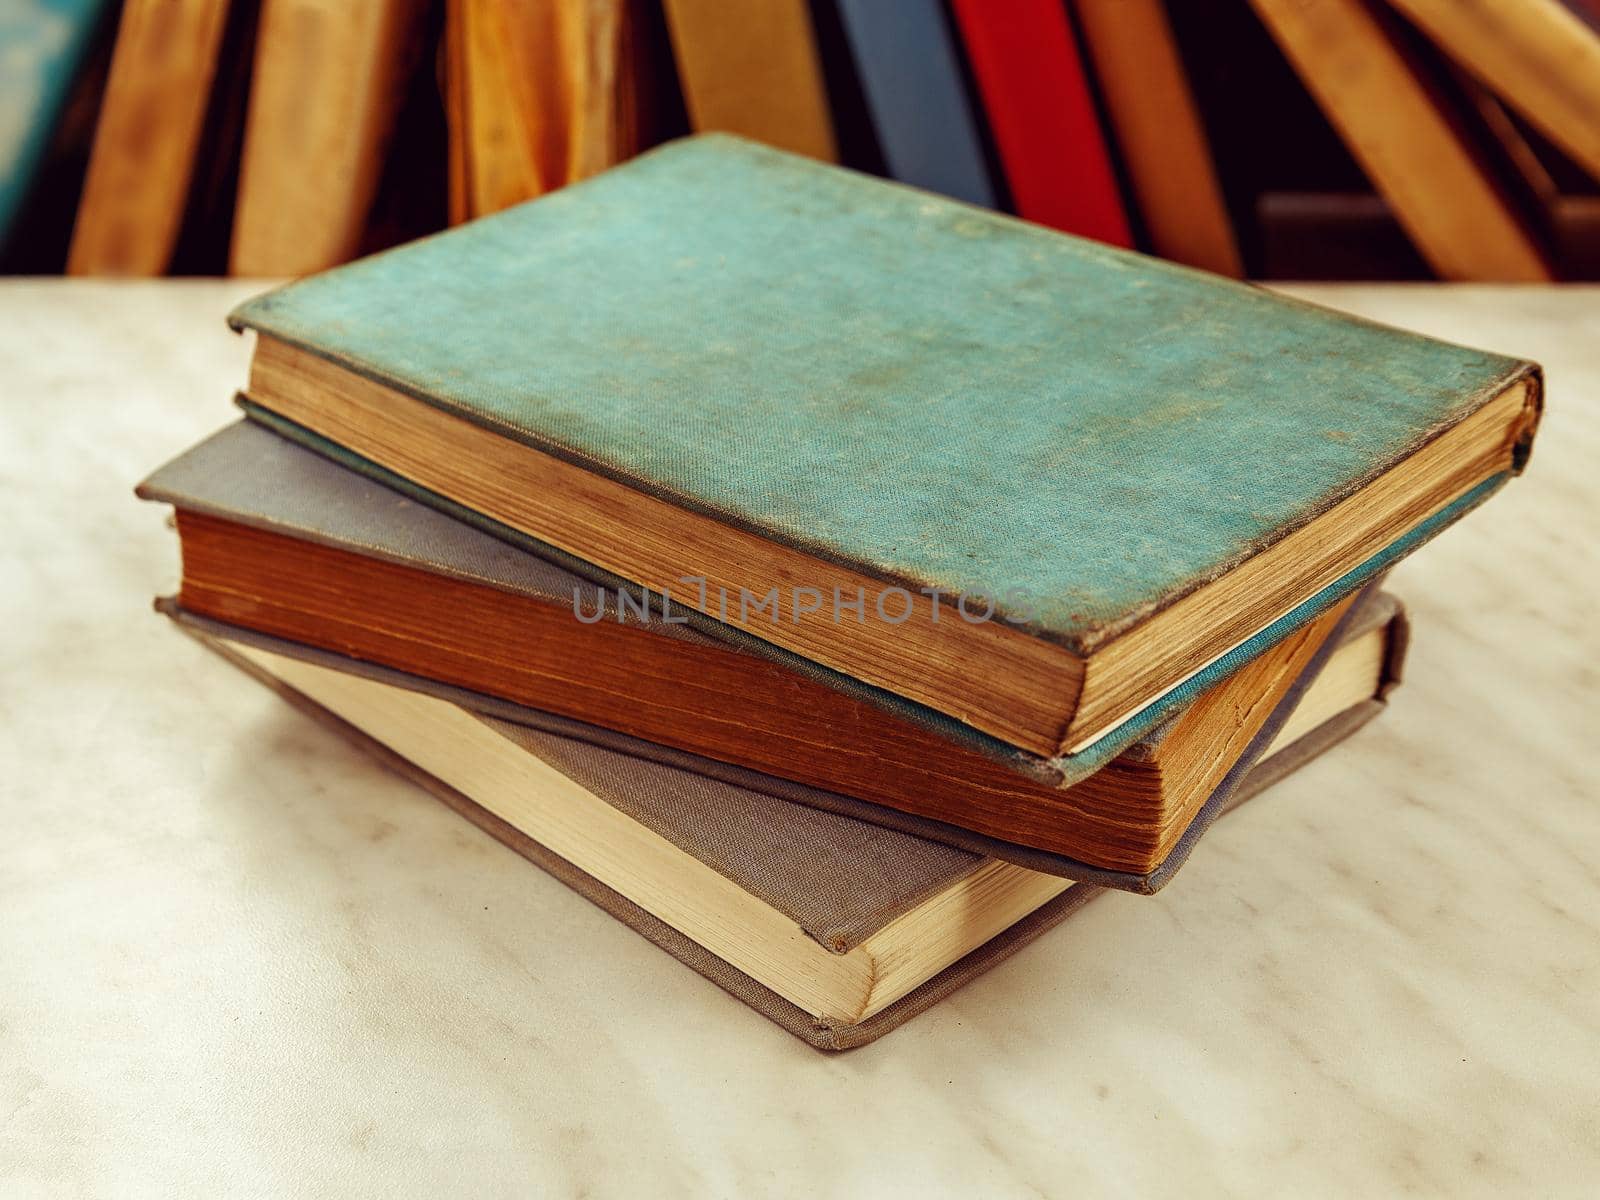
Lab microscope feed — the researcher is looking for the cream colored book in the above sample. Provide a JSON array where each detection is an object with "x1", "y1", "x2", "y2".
[{"x1": 176, "y1": 591, "x2": 1407, "y2": 1049}]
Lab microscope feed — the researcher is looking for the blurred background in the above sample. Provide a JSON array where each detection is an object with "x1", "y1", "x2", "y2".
[{"x1": 3, "y1": 0, "x2": 1598, "y2": 282}]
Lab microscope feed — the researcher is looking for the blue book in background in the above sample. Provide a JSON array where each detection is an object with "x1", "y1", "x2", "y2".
[
  {"x1": 833, "y1": 0, "x2": 997, "y2": 207},
  {"x1": 0, "y1": 0, "x2": 108, "y2": 244}
]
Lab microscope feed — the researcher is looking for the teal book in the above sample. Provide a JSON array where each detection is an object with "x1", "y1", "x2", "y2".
[
  {"x1": 0, "y1": 0, "x2": 107, "y2": 243},
  {"x1": 229, "y1": 133, "x2": 1541, "y2": 759}
]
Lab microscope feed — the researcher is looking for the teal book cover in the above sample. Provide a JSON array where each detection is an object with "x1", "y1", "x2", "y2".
[
  {"x1": 0, "y1": 0, "x2": 107, "y2": 242},
  {"x1": 231, "y1": 134, "x2": 1538, "y2": 661}
]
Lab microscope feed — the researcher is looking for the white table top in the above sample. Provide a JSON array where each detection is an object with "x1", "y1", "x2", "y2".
[{"x1": 4, "y1": 280, "x2": 1597, "y2": 1198}]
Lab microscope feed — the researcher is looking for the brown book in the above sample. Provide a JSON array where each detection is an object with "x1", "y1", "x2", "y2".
[
  {"x1": 1386, "y1": 0, "x2": 1600, "y2": 187},
  {"x1": 1257, "y1": 58, "x2": 1589, "y2": 281},
  {"x1": 660, "y1": 0, "x2": 836, "y2": 160},
  {"x1": 67, "y1": 0, "x2": 232, "y2": 275},
  {"x1": 1071, "y1": 0, "x2": 1243, "y2": 277},
  {"x1": 144, "y1": 421, "x2": 1395, "y2": 882},
  {"x1": 1555, "y1": 195, "x2": 1600, "y2": 278},
  {"x1": 442, "y1": 0, "x2": 655, "y2": 223},
  {"x1": 1459, "y1": 77, "x2": 1564, "y2": 211},
  {"x1": 175, "y1": 587, "x2": 1407, "y2": 1048},
  {"x1": 229, "y1": 0, "x2": 428, "y2": 276},
  {"x1": 1248, "y1": 0, "x2": 1554, "y2": 281}
]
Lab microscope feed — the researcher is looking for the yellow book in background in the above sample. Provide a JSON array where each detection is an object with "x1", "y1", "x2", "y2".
[
  {"x1": 1072, "y1": 0, "x2": 1243, "y2": 278},
  {"x1": 1249, "y1": 0, "x2": 1554, "y2": 282},
  {"x1": 661, "y1": 0, "x2": 835, "y2": 161},
  {"x1": 230, "y1": 0, "x2": 427, "y2": 276},
  {"x1": 68, "y1": 0, "x2": 231, "y2": 275},
  {"x1": 1386, "y1": 0, "x2": 1600, "y2": 187},
  {"x1": 444, "y1": 0, "x2": 650, "y2": 223}
]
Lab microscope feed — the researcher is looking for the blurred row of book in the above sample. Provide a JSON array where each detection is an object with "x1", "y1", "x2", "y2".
[{"x1": 4, "y1": 0, "x2": 1599, "y2": 281}]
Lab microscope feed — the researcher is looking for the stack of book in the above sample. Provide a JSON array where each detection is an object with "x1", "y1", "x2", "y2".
[{"x1": 138, "y1": 137, "x2": 1542, "y2": 1048}]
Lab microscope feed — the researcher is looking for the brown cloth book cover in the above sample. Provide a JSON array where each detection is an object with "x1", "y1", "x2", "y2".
[
  {"x1": 1386, "y1": 0, "x2": 1600, "y2": 187},
  {"x1": 156, "y1": 582, "x2": 1404, "y2": 903},
  {"x1": 173, "y1": 590, "x2": 1406, "y2": 1050},
  {"x1": 441, "y1": 0, "x2": 666, "y2": 223},
  {"x1": 141, "y1": 422, "x2": 1399, "y2": 889}
]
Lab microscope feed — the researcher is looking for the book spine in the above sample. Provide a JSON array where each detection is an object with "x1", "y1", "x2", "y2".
[
  {"x1": 1072, "y1": 0, "x2": 1243, "y2": 277},
  {"x1": 661, "y1": 0, "x2": 837, "y2": 161},
  {"x1": 454, "y1": 0, "x2": 548, "y2": 218},
  {"x1": 67, "y1": 0, "x2": 231, "y2": 276},
  {"x1": 442, "y1": 0, "x2": 469, "y2": 223},
  {"x1": 949, "y1": 0, "x2": 1131, "y2": 244},
  {"x1": 1386, "y1": 0, "x2": 1600, "y2": 185},
  {"x1": 1248, "y1": 0, "x2": 1554, "y2": 281},
  {"x1": 229, "y1": 0, "x2": 427, "y2": 275},
  {"x1": 834, "y1": 0, "x2": 997, "y2": 207},
  {"x1": 1560, "y1": 0, "x2": 1600, "y2": 35}
]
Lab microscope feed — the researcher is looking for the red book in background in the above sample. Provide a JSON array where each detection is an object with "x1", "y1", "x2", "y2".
[{"x1": 950, "y1": 0, "x2": 1132, "y2": 245}]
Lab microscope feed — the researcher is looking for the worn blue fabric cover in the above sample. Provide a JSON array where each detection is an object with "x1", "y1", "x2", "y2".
[{"x1": 230, "y1": 135, "x2": 1536, "y2": 653}]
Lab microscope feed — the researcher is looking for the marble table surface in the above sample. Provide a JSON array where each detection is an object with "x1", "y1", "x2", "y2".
[{"x1": 3, "y1": 281, "x2": 1597, "y2": 1198}]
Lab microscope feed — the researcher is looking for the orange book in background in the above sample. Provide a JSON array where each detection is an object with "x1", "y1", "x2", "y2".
[
  {"x1": 1072, "y1": 0, "x2": 1243, "y2": 277},
  {"x1": 949, "y1": 0, "x2": 1130, "y2": 244},
  {"x1": 661, "y1": 0, "x2": 835, "y2": 161},
  {"x1": 1248, "y1": 0, "x2": 1553, "y2": 282},
  {"x1": 444, "y1": 0, "x2": 654, "y2": 223},
  {"x1": 230, "y1": 0, "x2": 428, "y2": 275},
  {"x1": 68, "y1": 0, "x2": 232, "y2": 276},
  {"x1": 1385, "y1": 0, "x2": 1600, "y2": 187}
]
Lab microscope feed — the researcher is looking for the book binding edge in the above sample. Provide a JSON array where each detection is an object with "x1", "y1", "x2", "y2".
[
  {"x1": 156, "y1": 581, "x2": 1397, "y2": 895},
  {"x1": 227, "y1": 397, "x2": 1500, "y2": 787}
]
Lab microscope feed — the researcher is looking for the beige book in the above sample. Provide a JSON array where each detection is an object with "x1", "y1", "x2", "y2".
[
  {"x1": 182, "y1": 587, "x2": 1405, "y2": 1048},
  {"x1": 661, "y1": 0, "x2": 836, "y2": 160},
  {"x1": 230, "y1": 0, "x2": 428, "y2": 275},
  {"x1": 68, "y1": 0, "x2": 232, "y2": 275}
]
